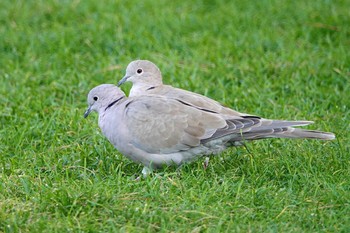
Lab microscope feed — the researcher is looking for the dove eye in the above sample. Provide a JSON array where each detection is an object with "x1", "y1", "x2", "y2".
[
  {"x1": 93, "y1": 96, "x2": 98, "y2": 101},
  {"x1": 137, "y1": 68, "x2": 143, "y2": 74}
]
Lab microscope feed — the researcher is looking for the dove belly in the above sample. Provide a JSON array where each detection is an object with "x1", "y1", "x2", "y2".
[{"x1": 113, "y1": 142, "x2": 229, "y2": 169}]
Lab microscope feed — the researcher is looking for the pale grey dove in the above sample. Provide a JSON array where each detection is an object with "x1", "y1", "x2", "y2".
[
  {"x1": 117, "y1": 60, "x2": 244, "y2": 116},
  {"x1": 84, "y1": 84, "x2": 335, "y2": 176}
]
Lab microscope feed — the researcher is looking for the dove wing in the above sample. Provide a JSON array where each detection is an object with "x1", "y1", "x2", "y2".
[
  {"x1": 145, "y1": 85, "x2": 244, "y2": 116},
  {"x1": 123, "y1": 95, "x2": 228, "y2": 154}
]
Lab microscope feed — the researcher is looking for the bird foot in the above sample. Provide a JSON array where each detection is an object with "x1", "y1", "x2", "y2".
[{"x1": 203, "y1": 157, "x2": 210, "y2": 170}]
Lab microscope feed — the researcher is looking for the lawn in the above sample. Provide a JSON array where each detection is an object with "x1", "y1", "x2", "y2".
[{"x1": 0, "y1": 0, "x2": 349, "y2": 232}]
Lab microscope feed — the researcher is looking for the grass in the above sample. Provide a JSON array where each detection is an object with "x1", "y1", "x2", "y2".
[{"x1": 0, "y1": 0, "x2": 349, "y2": 232}]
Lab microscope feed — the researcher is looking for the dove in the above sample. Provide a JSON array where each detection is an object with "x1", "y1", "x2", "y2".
[
  {"x1": 117, "y1": 60, "x2": 245, "y2": 117},
  {"x1": 84, "y1": 84, "x2": 335, "y2": 176}
]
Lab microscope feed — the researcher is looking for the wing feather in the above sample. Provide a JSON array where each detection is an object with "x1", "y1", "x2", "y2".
[{"x1": 124, "y1": 96, "x2": 226, "y2": 153}]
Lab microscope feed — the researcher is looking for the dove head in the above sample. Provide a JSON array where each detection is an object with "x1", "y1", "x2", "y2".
[
  {"x1": 84, "y1": 84, "x2": 125, "y2": 118},
  {"x1": 118, "y1": 60, "x2": 163, "y2": 87}
]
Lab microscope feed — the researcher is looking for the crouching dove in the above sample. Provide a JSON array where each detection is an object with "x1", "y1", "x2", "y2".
[
  {"x1": 117, "y1": 60, "x2": 244, "y2": 116},
  {"x1": 84, "y1": 84, "x2": 335, "y2": 176}
]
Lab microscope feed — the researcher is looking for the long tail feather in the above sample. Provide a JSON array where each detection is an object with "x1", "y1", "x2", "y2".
[
  {"x1": 202, "y1": 118, "x2": 335, "y2": 144},
  {"x1": 247, "y1": 119, "x2": 334, "y2": 139},
  {"x1": 277, "y1": 128, "x2": 335, "y2": 140},
  {"x1": 236, "y1": 118, "x2": 335, "y2": 141}
]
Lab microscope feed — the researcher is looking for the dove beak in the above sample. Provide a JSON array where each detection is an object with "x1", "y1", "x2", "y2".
[
  {"x1": 117, "y1": 75, "x2": 130, "y2": 87},
  {"x1": 84, "y1": 106, "x2": 92, "y2": 118}
]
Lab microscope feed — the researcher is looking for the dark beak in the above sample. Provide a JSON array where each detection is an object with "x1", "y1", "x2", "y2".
[
  {"x1": 117, "y1": 75, "x2": 130, "y2": 87},
  {"x1": 84, "y1": 106, "x2": 92, "y2": 118}
]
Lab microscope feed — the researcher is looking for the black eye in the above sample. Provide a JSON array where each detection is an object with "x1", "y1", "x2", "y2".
[
  {"x1": 93, "y1": 96, "x2": 98, "y2": 101},
  {"x1": 137, "y1": 68, "x2": 143, "y2": 74}
]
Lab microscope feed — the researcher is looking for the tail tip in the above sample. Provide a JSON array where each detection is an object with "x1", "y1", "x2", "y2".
[{"x1": 326, "y1": 133, "x2": 336, "y2": 140}]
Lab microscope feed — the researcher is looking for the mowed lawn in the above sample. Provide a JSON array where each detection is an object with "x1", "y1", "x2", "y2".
[{"x1": 1, "y1": 0, "x2": 349, "y2": 232}]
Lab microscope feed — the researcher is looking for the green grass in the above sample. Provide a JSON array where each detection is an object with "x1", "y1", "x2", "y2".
[{"x1": 1, "y1": 0, "x2": 349, "y2": 232}]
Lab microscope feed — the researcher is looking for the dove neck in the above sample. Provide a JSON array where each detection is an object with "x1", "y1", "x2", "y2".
[{"x1": 130, "y1": 82, "x2": 159, "y2": 96}]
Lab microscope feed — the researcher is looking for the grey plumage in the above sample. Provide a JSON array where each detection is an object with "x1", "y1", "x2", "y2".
[{"x1": 85, "y1": 84, "x2": 335, "y2": 175}]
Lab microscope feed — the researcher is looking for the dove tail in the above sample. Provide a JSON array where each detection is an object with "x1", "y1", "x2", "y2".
[
  {"x1": 273, "y1": 128, "x2": 336, "y2": 140},
  {"x1": 203, "y1": 119, "x2": 335, "y2": 145},
  {"x1": 238, "y1": 120, "x2": 335, "y2": 141}
]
